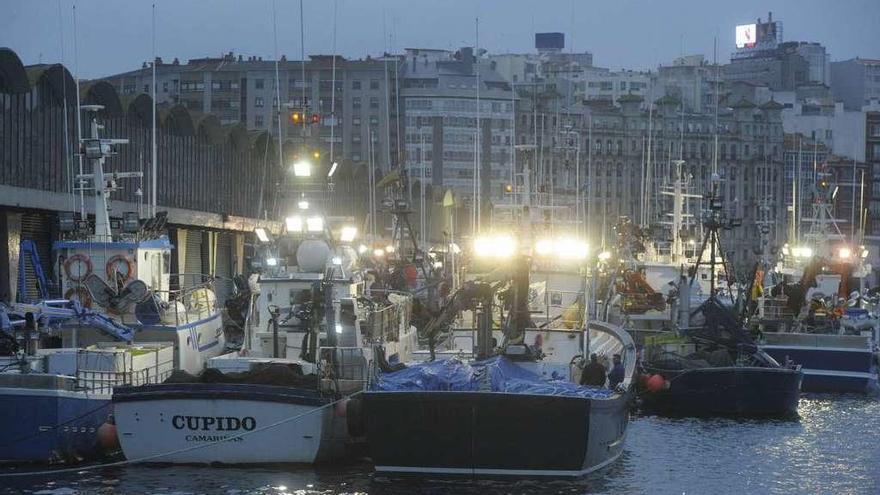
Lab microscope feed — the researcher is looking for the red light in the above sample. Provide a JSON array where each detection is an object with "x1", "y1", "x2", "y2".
[{"x1": 310, "y1": 114, "x2": 320, "y2": 124}]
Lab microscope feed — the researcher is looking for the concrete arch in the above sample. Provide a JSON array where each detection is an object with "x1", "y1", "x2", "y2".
[
  {"x1": 248, "y1": 130, "x2": 274, "y2": 158},
  {"x1": 223, "y1": 123, "x2": 249, "y2": 151},
  {"x1": 0, "y1": 47, "x2": 30, "y2": 94},
  {"x1": 25, "y1": 63, "x2": 77, "y2": 106},
  {"x1": 123, "y1": 93, "x2": 153, "y2": 126},
  {"x1": 161, "y1": 104, "x2": 195, "y2": 136},
  {"x1": 194, "y1": 113, "x2": 224, "y2": 144},
  {"x1": 81, "y1": 80, "x2": 124, "y2": 116}
]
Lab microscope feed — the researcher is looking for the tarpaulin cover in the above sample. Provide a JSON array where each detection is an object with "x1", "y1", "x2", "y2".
[{"x1": 372, "y1": 355, "x2": 614, "y2": 399}]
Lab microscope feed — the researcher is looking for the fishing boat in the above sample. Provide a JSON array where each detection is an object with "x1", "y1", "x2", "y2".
[
  {"x1": 601, "y1": 161, "x2": 728, "y2": 342},
  {"x1": 0, "y1": 301, "x2": 173, "y2": 463},
  {"x1": 753, "y1": 169, "x2": 879, "y2": 393},
  {"x1": 0, "y1": 105, "x2": 225, "y2": 463},
  {"x1": 112, "y1": 218, "x2": 417, "y2": 464},
  {"x1": 637, "y1": 175, "x2": 803, "y2": 417},
  {"x1": 361, "y1": 239, "x2": 636, "y2": 477}
]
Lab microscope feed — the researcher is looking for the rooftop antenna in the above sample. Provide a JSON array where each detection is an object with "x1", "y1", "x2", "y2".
[
  {"x1": 72, "y1": 4, "x2": 84, "y2": 220},
  {"x1": 151, "y1": 3, "x2": 157, "y2": 218}
]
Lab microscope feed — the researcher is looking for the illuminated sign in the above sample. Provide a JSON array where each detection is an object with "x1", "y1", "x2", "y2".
[{"x1": 736, "y1": 24, "x2": 757, "y2": 48}]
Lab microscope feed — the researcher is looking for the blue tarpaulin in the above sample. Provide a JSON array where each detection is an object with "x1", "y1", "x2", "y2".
[{"x1": 372, "y1": 356, "x2": 614, "y2": 399}]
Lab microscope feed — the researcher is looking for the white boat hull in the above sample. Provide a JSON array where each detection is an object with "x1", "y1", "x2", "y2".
[{"x1": 113, "y1": 383, "x2": 346, "y2": 464}]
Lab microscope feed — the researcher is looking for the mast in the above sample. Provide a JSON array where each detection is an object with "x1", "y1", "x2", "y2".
[
  {"x1": 671, "y1": 160, "x2": 684, "y2": 262},
  {"x1": 79, "y1": 106, "x2": 135, "y2": 240},
  {"x1": 151, "y1": 3, "x2": 157, "y2": 218},
  {"x1": 329, "y1": 0, "x2": 338, "y2": 166},
  {"x1": 72, "y1": 4, "x2": 84, "y2": 220},
  {"x1": 474, "y1": 17, "x2": 482, "y2": 233},
  {"x1": 57, "y1": 0, "x2": 73, "y2": 214},
  {"x1": 272, "y1": 0, "x2": 283, "y2": 217},
  {"x1": 644, "y1": 88, "x2": 654, "y2": 227}
]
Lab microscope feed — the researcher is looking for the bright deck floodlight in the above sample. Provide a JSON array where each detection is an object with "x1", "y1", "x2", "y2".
[
  {"x1": 533, "y1": 237, "x2": 588, "y2": 260},
  {"x1": 340, "y1": 226, "x2": 357, "y2": 242},
  {"x1": 285, "y1": 216, "x2": 303, "y2": 233},
  {"x1": 306, "y1": 216, "x2": 324, "y2": 232},
  {"x1": 293, "y1": 160, "x2": 312, "y2": 177},
  {"x1": 328, "y1": 162, "x2": 339, "y2": 177},
  {"x1": 473, "y1": 234, "x2": 517, "y2": 259},
  {"x1": 255, "y1": 228, "x2": 270, "y2": 243},
  {"x1": 298, "y1": 200, "x2": 309, "y2": 210},
  {"x1": 838, "y1": 247, "x2": 852, "y2": 260}
]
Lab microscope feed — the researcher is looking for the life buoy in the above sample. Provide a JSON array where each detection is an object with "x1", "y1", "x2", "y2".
[
  {"x1": 64, "y1": 286, "x2": 92, "y2": 308},
  {"x1": 106, "y1": 255, "x2": 134, "y2": 281},
  {"x1": 63, "y1": 254, "x2": 93, "y2": 282}
]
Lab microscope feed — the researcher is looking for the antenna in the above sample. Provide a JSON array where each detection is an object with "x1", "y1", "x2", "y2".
[
  {"x1": 330, "y1": 0, "x2": 338, "y2": 165},
  {"x1": 151, "y1": 3, "x2": 157, "y2": 218},
  {"x1": 73, "y1": 4, "x2": 84, "y2": 220},
  {"x1": 57, "y1": 0, "x2": 74, "y2": 215},
  {"x1": 271, "y1": 0, "x2": 283, "y2": 217},
  {"x1": 475, "y1": 17, "x2": 481, "y2": 233}
]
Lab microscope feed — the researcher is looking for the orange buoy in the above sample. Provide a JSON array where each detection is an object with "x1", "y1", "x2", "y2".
[
  {"x1": 645, "y1": 374, "x2": 667, "y2": 393},
  {"x1": 97, "y1": 422, "x2": 120, "y2": 452}
]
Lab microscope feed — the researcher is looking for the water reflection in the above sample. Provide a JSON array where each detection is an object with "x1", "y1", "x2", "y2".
[{"x1": 3, "y1": 395, "x2": 878, "y2": 495}]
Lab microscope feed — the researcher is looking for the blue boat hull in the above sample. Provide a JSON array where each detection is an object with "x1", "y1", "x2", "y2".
[
  {"x1": 0, "y1": 388, "x2": 112, "y2": 463},
  {"x1": 762, "y1": 346, "x2": 878, "y2": 394}
]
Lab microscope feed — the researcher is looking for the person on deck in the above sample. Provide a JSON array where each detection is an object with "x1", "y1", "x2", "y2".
[
  {"x1": 608, "y1": 354, "x2": 625, "y2": 389},
  {"x1": 580, "y1": 353, "x2": 607, "y2": 387}
]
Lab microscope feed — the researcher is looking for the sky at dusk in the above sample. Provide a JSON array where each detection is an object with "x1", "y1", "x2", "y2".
[{"x1": 2, "y1": 0, "x2": 879, "y2": 79}]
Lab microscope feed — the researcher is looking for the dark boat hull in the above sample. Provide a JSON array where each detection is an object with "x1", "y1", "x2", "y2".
[
  {"x1": 362, "y1": 390, "x2": 629, "y2": 477},
  {"x1": 640, "y1": 366, "x2": 802, "y2": 417}
]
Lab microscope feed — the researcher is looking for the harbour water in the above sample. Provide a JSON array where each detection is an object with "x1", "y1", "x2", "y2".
[{"x1": 2, "y1": 394, "x2": 877, "y2": 495}]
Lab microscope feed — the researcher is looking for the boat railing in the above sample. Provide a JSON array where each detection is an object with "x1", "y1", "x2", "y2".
[
  {"x1": 363, "y1": 290, "x2": 412, "y2": 343},
  {"x1": 761, "y1": 331, "x2": 871, "y2": 349},
  {"x1": 75, "y1": 357, "x2": 175, "y2": 394},
  {"x1": 318, "y1": 346, "x2": 368, "y2": 393},
  {"x1": 758, "y1": 296, "x2": 794, "y2": 321},
  {"x1": 143, "y1": 273, "x2": 219, "y2": 326}
]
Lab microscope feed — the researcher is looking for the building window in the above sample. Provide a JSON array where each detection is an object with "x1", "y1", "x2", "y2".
[
  {"x1": 143, "y1": 84, "x2": 150, "y2": 93},
  {"x1": 352, "y1": 117, "x2": 361, "y2": 126},
  {"x1": 370, "y1": 97, "x2": 379, "y2": 109},
  {"x1": 255, "y1": 97, "x2": 264, "y2": 108},
  {"x1": 162, "y1": 82, "x2": 168, "y2": 92},
  {"x1": 370, "y1": 116, "x2": 379, "y2": 126},
  {"x1": 255, "y1": 79, "x2": 265, "y2": 89},
  {"x1": 254, "y1": 115, "x2": 264, "y2": 128},
  {"x1": 370, "y1": 79, "x2": 379, "y2": 90},
  {"x1": 352, "y1": 80, "x2": 361, "y2": 90},
  {"x1": 352, "y1": 97, "x2": 361, "y2": 109}
]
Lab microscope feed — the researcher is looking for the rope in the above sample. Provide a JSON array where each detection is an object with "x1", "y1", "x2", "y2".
[{"x1": 0, "y1": 390, "x2": 362, "y2": 478}]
